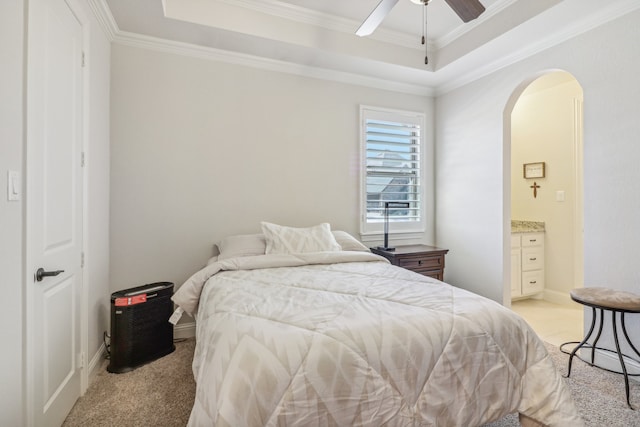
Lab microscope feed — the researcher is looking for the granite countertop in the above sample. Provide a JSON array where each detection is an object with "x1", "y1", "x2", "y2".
[{"x1": 511, "y1": 220, "x2": 545, "y2": 233}]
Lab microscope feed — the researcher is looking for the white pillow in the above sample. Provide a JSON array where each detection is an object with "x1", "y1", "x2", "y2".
[
  {"x1": 216, "y1": 230, "x2": 366, "y2": 260},
  {"x1": 332, "y1": 230, "x2": 369, "y2": 252},
  {"x1": 261, "y1": 222, "x2": 342, "y2": 254},
  {"x1": 217, "y1": 233, "x2": 266, "y2": 261}
]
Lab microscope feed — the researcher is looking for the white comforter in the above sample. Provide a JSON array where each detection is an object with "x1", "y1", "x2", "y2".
[{"x1": 173, "y1": 252, "x2": 582, "y2": 427}]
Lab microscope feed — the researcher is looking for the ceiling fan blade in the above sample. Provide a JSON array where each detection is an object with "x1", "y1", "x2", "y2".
[
  {"x1": 356, "y1": 0, "x2": 400, "y2": 37},
  {"x1": 444, "y1": 0, "x2": 485, "y2": 22}
]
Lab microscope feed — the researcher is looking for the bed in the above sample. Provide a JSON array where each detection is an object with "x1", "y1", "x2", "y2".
[{"x1": 172, "y1": 223, "x2": 583, "y2": 426}]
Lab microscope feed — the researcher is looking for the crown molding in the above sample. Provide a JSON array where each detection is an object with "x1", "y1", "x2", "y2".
[
  {"x1": 437, "y1": 0, "x2": 640, "y2": 95},
  {"x1": 215, "y1": 0, "x2": 518, "y2": 51},
  {"x1": 87, "y1": 0, "x2": 119, "y2": 40},
  {"x1": 90, "y1": 0, "x2": 640, "y2": 99},
  {"x1": 93, "y1": 0, "x2": 435, "y2": 95},
  {"x1": 216, "y1": 0, "x2": 435, "y2": 50},
  {"x1": 112, "y1": 30, "x2": 435, "y2": 97}
]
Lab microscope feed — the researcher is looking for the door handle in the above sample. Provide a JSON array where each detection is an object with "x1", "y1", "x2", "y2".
[{"x1": 35, "y1": 268, "x2": 65, "y2": 282}]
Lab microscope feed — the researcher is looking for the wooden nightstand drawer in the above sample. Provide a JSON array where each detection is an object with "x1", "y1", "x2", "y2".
[
  {"x1": 398, "y1": 254, "x2": 444, "y2": 270},
  {"x1": 370, "y1": 245, "x2": 449, "y2": 282},
  {"x1": 416, "y1": 269, "x2": 444, "y2": 280}
]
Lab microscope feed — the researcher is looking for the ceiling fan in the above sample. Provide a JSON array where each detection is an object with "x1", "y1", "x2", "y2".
[
  {"x1": 356, "y1": 0, "x2": 485, "y2": 64},
  {"x1": 356, "y1": 0, "x2": 485, "y2": 36}
]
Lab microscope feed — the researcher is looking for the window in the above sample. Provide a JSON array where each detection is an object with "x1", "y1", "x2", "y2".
[{"x1": 360, "y1": 106, "x2": 425, "y2": 236}]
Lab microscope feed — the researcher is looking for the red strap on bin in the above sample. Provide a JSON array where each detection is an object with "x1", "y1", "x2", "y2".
[{"x1": 115, "y1": 294, "x2": 147, "y2": 306}]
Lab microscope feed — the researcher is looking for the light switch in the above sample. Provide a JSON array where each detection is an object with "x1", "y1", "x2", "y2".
[
  {"x1": 7, "y1": 170, "x2": 20, "y2": 201},
  {"x1": 556, "y1": 190, "x2": 565, "y2": 202}
]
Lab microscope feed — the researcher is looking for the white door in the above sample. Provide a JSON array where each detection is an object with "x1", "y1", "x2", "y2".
[{"x1": 26, "y1": 0, "x2": 84, "y2": 425}]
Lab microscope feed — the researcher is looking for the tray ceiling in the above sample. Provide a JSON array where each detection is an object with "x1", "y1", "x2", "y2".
[{"x1": 103, "y1": 0, "x2": 640, "y2": 94}]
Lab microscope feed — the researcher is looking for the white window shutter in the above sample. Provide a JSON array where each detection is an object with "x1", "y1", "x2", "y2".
[{"x1": 360, "y1": 107, "x2": 425, "y2": 236}]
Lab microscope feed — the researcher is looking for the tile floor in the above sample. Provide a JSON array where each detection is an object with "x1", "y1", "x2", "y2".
[{"x1": 511, "y1": 298, "x2": 584, "y2": 347}]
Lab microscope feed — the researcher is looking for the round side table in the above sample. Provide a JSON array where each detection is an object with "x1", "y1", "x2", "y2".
[{"x1": 561, "y1": 287, "x2": 640, "y2": 409}]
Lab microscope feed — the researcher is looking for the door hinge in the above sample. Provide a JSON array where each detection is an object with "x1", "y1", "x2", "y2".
[
  {"x1": 81, "y1": 51, "x2": 86, "y2": 67},
  {"x1": 81, "y1": 252, "x2": 85, "y2": 268},
  {"x1": 81, "y1": 152, "x2": 85, "y2": 167},
  {"x1": 78, "y1": 352, "x2": 85, "y2": 369}
]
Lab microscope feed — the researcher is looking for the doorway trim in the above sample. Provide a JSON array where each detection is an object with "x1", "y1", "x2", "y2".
[
  {"x1": 502, "y1": 69, "x2": 584, "y2": 307},
  {"x1": 572, "y1": 98, "x2": 584, "y2": 296}
]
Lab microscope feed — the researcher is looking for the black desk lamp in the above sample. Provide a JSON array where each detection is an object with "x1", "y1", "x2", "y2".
[{"x1": 377, "y1": 201, "x2": 410, "y2": 251}]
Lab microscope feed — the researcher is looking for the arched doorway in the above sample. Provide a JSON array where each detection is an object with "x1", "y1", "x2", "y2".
[{"x1": 504, "y1": 70, "x2": 584, "y2": 344}]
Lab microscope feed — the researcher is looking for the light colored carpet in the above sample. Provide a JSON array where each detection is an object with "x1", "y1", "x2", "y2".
[
  {"x1": 64, "y1": 339, "x2": 640, "y2": 426},
  {"x1": 63, "y1": 338, "x2": 195, "y2": 427},
  {"x1": 483, "y1": 342, "x2": 640, "y2": 427}
]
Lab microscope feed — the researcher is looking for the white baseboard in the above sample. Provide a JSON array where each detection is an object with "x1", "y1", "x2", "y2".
[
  {"x1": 543, "y1": 289, "x2": 574, "y2": 306},
  {"x1": 87, "y1": 343, "x2": 106, "y2": 386},
  {"x1": 174, "y1": 321, "x2": 196, "y2": 339},
  {"x1": 577, "y1": 347, "x2": 640, "y2": 383}
]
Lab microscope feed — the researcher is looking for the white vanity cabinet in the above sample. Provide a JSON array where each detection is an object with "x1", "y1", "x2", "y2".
[{"x1": 511, "y1": 232, "x2": 544, "y2": 298}]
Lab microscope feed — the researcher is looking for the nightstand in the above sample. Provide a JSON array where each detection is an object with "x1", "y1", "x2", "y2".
[{"x1": 370, "y1": 244, "x2": 449, "y2": 281}]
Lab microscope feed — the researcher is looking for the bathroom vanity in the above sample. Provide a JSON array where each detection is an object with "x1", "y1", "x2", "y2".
[{"x1": 511, "y1": 221, "x2": 545, "y2": 299}]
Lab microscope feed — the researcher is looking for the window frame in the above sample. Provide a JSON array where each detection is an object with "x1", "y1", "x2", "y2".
[{"x1": 359, "y1": 105, "x2": 426, "y2": 238}]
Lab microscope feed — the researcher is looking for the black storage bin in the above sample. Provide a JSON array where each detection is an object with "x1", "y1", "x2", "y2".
[{"x1": 107, "y1": 282, "x2": 175, "y2": 373}]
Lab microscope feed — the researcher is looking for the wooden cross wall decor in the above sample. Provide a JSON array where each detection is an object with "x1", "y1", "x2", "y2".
[{"x1": 530, "y1": 181, "x2": 540, "y2": 198}]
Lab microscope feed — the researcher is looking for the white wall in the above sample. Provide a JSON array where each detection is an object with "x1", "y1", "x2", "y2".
[
  {"x1": 0, "y1": 1, "x2": 25, "y2": 424},
  {"x1": 436, "y1": 10, "x2": 640, "y2": 349},
  {"x1": 511, "y1": 76, "x2": 583, "y2": 300},
  {"x1": 109, "y1": 44, "x2": 434, "y2": 305},
  {"x1": 0, "y1": 0, "x2": 110, "y2": 424}
]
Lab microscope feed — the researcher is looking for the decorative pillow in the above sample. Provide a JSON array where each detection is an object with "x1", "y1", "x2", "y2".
[
  {"x1": 217, "y1": 233, "x2": 266, "y2": 261},
  {"x1": 261, "y1": 222, "x2": 342, "y2": 254},
  {"x1": 332, "y1": 230, "x2": 369, "y2": 252}
]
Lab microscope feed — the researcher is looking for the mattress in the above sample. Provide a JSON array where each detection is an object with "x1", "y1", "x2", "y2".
[{"x1": 172, "y1": 251, "x2": 582, "y2": 426}]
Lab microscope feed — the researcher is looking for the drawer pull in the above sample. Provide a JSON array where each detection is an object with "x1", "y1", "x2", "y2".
[
  {"x1": 529, "y1": 281, "x2": 537, "y2": 284},
  {"x1": 529, "y1": 239, "x2": 537, "y2": 243},
  {"x1": 529, "y1": 257, "x2": 537, "y2": 261}
]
